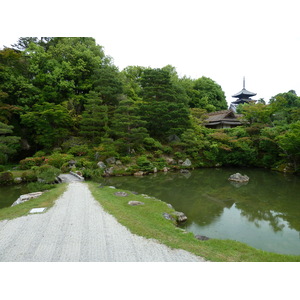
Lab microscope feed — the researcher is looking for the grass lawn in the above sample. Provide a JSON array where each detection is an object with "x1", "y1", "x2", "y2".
[
  {"x1": 0, "y1": 183, "x2": 67, "y2": 221},
  {"x1": 88, "y1": 182, "x2": 300, "y2": 262}
]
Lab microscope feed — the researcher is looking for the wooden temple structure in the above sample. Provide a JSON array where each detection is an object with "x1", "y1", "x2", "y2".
[
  {"x1": 204, "y1": 78, "x2": 256, "y2": 129},
  {"x1": 229, "y1": 77, "x2": 257, "y2": 112}
]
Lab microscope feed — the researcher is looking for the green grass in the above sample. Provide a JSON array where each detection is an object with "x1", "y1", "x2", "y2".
[
  {"x1": 88, "y1": 182, "x2": 300, "y2": 262},
  {"x1": 0, "y1": 183, "x2": 67, "y2": 221}
]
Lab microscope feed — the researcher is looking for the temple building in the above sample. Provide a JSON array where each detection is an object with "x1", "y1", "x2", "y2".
[
  {"x1": 204, "y1": 78, "x2": 257, "y2": 129},
  {"x1": 204, "y1": 110, "x2": 243, "y2": 129},
  {"x1": 229, "y1": 77, "x2": 257, "y2": 112}
]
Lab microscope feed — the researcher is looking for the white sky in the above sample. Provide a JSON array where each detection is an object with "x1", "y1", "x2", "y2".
[{"x1": 1, "y1": 0, "x2": 299, "y2": 106}]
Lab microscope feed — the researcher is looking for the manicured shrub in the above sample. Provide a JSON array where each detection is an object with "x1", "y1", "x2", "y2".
[
  {"x1": 21, "y1": 171, "x2": 38, "y2": 182},
  {"x1": 162, "y1": 146, "x2": 173, "y2": 154},
  {"x1": 67, "y1": 145, "x2": 89, "y2": 156},
  {"x1": 0, "y1": 171, "x2": 14, "y2": 185},
  {"x1": 136, "y1": 155, "x2": 153, "y2": 172},
  {"x1": 46, "y1": 153, "x2": 74, "y2": 169},
  {"x1": 27, "y1": 182, "x2": 55, "y2": 193},
  {"x1": 33, "y1": 151, "x2": 47, "y2": 157},
  {"x1": 143, "y1": 137, "x2": 162, "y2": 150},
  {"x1": 81, "y1": 168, "x2": 104, "y2": 182},
  {"x1": 120, "y1": 156, "x2": 131, "y2": 164},
  {"x1": 35, "y1": 165, "x2": 61, "y2": 184},
  {"x1": 19, "y1": 156, "x2": 46, "y2": 169}
]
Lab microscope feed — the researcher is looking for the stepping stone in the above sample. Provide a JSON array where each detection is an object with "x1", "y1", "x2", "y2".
[{"x1": 29, "y1": 208, "x2": 47, "y2": 214}]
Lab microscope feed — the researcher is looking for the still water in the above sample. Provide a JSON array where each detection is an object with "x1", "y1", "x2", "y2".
[
  {"x1": 105, "y1": 168, "x2": 300, "y2": 255},
  {"x1": 0, "y1": 184, "x2": 29, "y2": 209}
]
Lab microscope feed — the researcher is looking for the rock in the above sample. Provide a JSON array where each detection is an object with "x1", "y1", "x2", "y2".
[
  {"x1": 167, "y1": 134, "x2": 181, "y2": 142},
  {"x1": 106, "y1": 157, "x2": 116, "y2": 165},
  {"x1": 114, "y1": 191, "x2": 128, "y2": 197},
  {"x1": 12, "y1": 192, "x2": 44, "y2": 206},
  {"x1": 128, "y1": 201, "x2": 144, "y2": 206},
  {"x1": 228, "y1": 173, "x2": 249, "y2": 182},
  {"x1": 182, "y1": 158, "x2": 192, "y2": 167},
  {"x1": 167, "y1": 203, "x2": 174, "y2": 209},
  {"x1": 153, "y1": 167, "x2": 157, "y2": 173},
  {"x1": 166, "y1": 157, "x2": 176, "y2": 165},
  {"x1": 75, "y1": 170, "x2": 82, "y2": 177},
  {"x1": 163, "y1": 167, "x2": 169, "y2": 172},
  {"x1": 131, "y1": 191, "x2": 139, "y2": 195},
  {"x1": 68, "y1": 160, "x2": 77, "y2": 167},
  {"x1": 134, "y1": 171, "x2": 144, "y2": 176},
  {"x1": 163, "y1": 213, "x2": 176, "y2": 221},
  {"x1": 105, "y1": 167, "x2": 114, "y2": 176},
  {"x1": 116, "y1": 160, "x2": 122, "y2": 165},
  {"x1": 180, "y1": 169, "x2": 190, "y2": 174},
  {"x1": 14, "y1": 177, "x2": 22, "y2": 184},
  {"x1": 174, "y1": 211, "x2": 188, "y2": 222},
  {"x1": 195, "y1": 234, "x2": 210, "y2": 241},
  {"x1": 97, "y1": 161, "x2": 106, "y2": 169},
  {"x1": 109, "y1": 186, "x2": 116, "y2": 189}
]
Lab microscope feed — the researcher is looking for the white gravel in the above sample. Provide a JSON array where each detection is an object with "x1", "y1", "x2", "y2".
[{"x1": 0, "y1": 182, "x2": 206, "y2": 262}]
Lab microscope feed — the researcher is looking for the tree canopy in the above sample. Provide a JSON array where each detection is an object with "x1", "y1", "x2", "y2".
[{"x1": 0, "y1": 37, "x2": 299, "y2": 174}]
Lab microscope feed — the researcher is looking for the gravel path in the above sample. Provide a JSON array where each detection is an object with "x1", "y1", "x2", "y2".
[{"x1": 0, "y1": 182, "x2": 206, "y2": 262}]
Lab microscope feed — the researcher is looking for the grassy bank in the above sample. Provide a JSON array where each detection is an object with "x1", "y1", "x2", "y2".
[
  {"x1": 88, "y1": 182, "x2": 300, "y2": 262},
  {"x1": 0, "y1": 183, "x2": 67, "y2": 221}
]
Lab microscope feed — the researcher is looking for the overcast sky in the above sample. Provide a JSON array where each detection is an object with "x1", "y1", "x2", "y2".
[{"x1": 1, "y1": 0, "x2": 299, "y2": 106}]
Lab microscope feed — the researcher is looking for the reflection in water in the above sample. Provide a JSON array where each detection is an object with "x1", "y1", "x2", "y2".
[
  {"x1": 106, "y1": 168, "x2": 300, "y2": 255},
  {"x1": 0, "y1": 184, "x2": 29, "y2": 209}
]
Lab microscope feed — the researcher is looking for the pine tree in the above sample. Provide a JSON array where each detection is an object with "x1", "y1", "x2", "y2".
[
  {"x1": 79, "y1": 92, "x2": 109, "y2": 144},
  {"x1": 140, "y1": 68, "x2": 191, "y2": 140},
  {"x1": 111, "y1": 98, "x2": 149, "y2": 154}
]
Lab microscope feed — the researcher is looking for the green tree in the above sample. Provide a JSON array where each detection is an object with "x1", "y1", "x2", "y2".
[
  {"x1": 120, "y1": 65, "x2": 145, "y2": 101},
  {"x1": 0, "y1": 122, "x2": 20, "y2": 163},
  {"x1": 269, "y1": 90, "x2": 300, "y2": 125},
  {"x1": 111, "y1": 98, "x2": 149, "y2": 154},
  {"x1": 139, "y1": 68, "x2": 191, "y2": 140},
  {"x1": 276, "y1": 121, "x2": 300, "y2": 171},
  {"x1": 79, "y1": 92, "x2": 109, "y2": 144},
  {"x1": 190, "y1": 77, "x2": 227, "y2": 111},
  {"x1": 21, "y1": 102, "x2": 73, "y2": 149},
  {"x1": 93, "y1": 65, "x2": 123, "y2": 106}
]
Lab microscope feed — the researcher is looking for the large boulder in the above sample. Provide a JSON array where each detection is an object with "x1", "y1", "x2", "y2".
[
  {"x1": 97, "y1": 161, "x2": 106, "y2": 169},
  {"x1": 195, "y1": 234, "x2": 210, "y2": 241},
  {"x1": 12, "y1": 192, "x2": 44, "y2": 206},
  {"x1": 228, "y1": 173, "x2": 249, "y2": 182},
  {"x1": 14, "y1": 177, "x2": 23, "y2": 184},
  {"x1": 173, "y1": 211, "x2": 187, "y2": 222},
  {"x1": 134, "y1": 171, "x2": 144, "y2": 176},
  {"x1": 162, "y1": 213, "x2": 176, "y2": 221},
  {"x1": 106, "y1": 157, "x2": 116, "y2": 165},
  {"x1": 104, "y1": 167, "x2": 114, "y2": 176},
  {"x1": 114, "y1": 191, "x2": 128, "y2": 197},
  {"x1": 182, "y1": 159, "x2": 192, "y2": 167}
]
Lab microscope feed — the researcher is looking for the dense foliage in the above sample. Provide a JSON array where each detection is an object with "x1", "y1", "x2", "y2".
[{"x1": 0, "y1": 37, "x2": 299, "y2": 176}]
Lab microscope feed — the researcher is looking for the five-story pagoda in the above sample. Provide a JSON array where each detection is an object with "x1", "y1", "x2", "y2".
[{"x1": 230, "y1": 77, "x2": 256, "y2": 111}]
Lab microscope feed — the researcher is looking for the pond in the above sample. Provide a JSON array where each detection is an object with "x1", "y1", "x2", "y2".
[
  {"x1": 0, "y1": 184, "x2": 29, "y2": 209},
  {"x1": 104, "y1": 168, "x2": 300, "y2": 255}
]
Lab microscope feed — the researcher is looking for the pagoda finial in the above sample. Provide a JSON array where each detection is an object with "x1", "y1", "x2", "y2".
[{"x1": 243, "y1": 76, "x2": 245, "y2": 89}]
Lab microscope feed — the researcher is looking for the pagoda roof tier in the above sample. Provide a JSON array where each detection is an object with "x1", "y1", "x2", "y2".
[{"x1": 232, "y1": 88, "x2": 257, "y2": 98}]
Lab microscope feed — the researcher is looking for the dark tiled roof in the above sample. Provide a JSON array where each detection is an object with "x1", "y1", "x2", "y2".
[
  {"x1": 204, "y1": 110, "x2": 242, "y2": 126},
  {"x1": 232, "y1": 88, "x2": 257, "y2": 98}
]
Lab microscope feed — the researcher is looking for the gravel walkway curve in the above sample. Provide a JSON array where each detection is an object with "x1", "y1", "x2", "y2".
[{"x1": 0, "y1": 182, "x2": 206, "y2": 262}]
